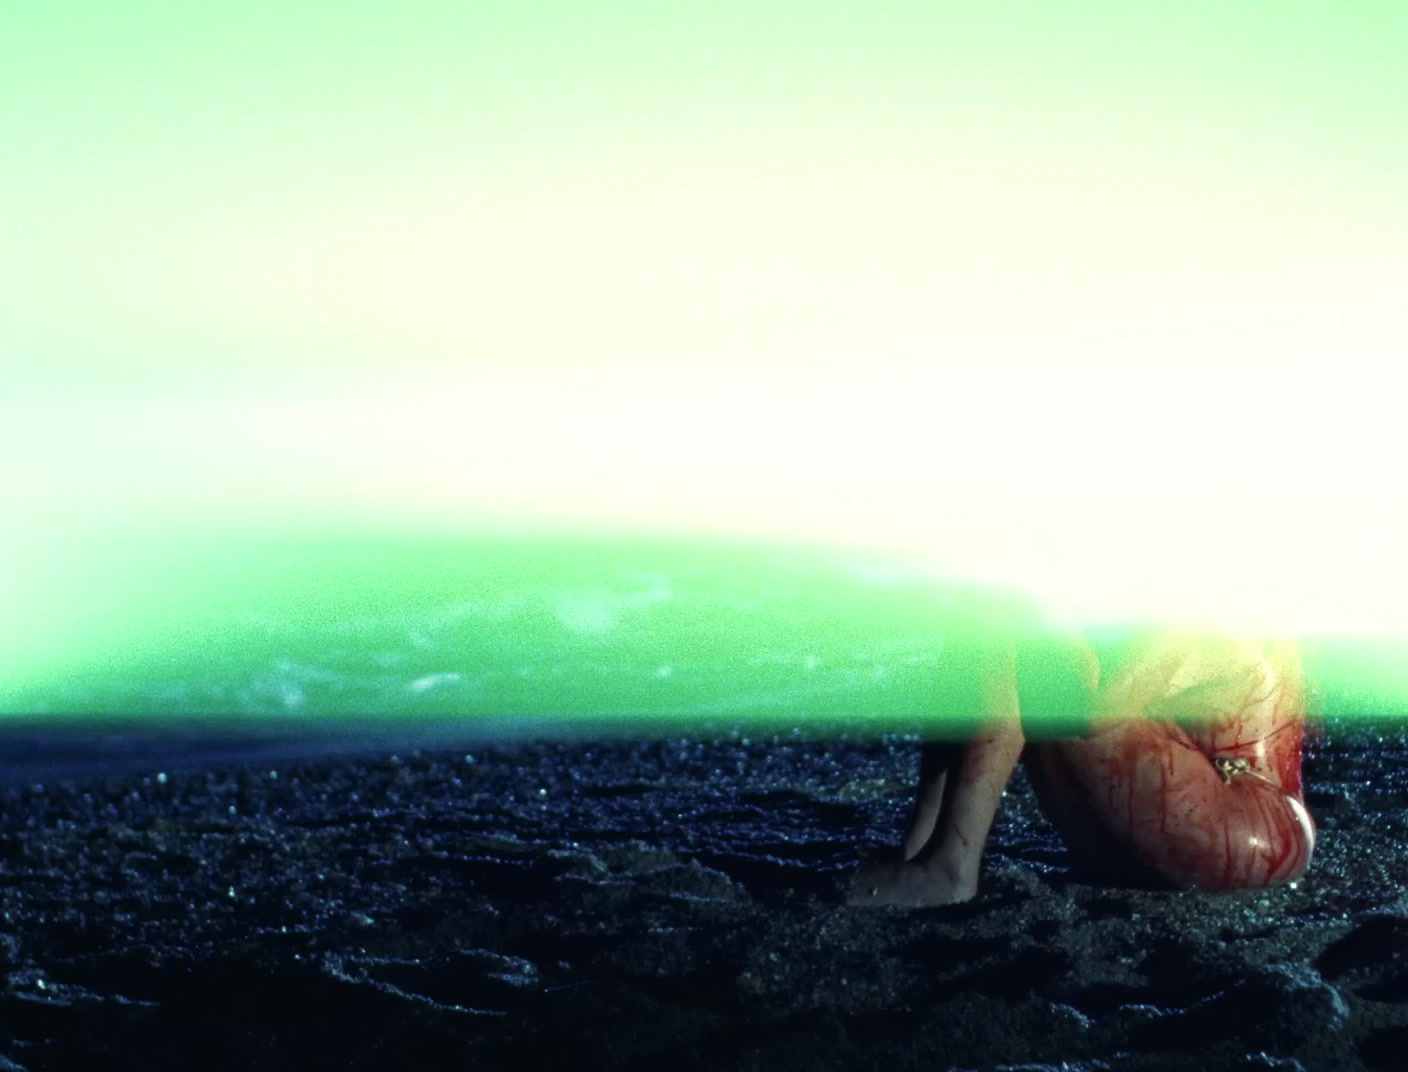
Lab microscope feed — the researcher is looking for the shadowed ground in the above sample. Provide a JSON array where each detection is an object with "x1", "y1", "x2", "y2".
[{"x1": 0, "y1": 720, "x2": 1405, "y2": 1070}]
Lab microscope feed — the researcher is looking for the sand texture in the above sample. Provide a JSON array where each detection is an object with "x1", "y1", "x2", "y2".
[{"x1": 0, "y1": 722, "x2": 1405, "y2": 1070}]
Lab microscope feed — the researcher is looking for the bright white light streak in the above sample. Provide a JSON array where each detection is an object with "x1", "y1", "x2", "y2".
[{"x1": 3, "y1": 330, "x2": 1404, "y2": 637}]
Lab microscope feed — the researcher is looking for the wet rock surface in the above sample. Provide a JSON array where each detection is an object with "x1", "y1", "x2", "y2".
[{"x1": 1, "y1": 721, "x2": 1407, "y2": 1070}]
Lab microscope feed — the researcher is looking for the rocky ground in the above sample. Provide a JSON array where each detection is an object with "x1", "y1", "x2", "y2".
[{"x1": 1, "y1": 719, "x2": 1406, "y2": 1071}]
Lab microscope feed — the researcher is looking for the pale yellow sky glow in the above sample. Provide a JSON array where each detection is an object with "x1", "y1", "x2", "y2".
[
  {"x1": 8, "y1": 324, "x2": 1406, "y2": 637},
  {"x1": 6, "y1": 2, "x2": 1407, "y2": 670},
  {"x1": 11, "y1": 147, "x2": 1404, "y2": 389}
]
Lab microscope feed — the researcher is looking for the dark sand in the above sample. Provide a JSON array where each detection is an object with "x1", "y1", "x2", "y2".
[{"x1": 1, "y1": 721, "x2": 1405, "y2": 1071}]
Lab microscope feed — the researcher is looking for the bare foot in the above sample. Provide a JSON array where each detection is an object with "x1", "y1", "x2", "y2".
[{"x1": 845, "y1": 859, "x2": 979, "y2": 907}]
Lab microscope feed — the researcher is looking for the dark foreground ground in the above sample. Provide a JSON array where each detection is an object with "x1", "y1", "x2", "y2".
[{"x1": 1, "y1": 721, "x2": 1407, "y2": 1071}]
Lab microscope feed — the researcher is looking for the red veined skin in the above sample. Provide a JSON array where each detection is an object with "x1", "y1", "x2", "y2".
[
  {"x1": 1022, "y1": 633, "x2": 1315, "y2": 892},
  {"x1": 848, "y1": 630, "x2": 1316, "y2": 907}
]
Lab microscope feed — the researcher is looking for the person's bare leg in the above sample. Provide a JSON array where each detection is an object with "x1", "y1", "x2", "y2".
[
  {"x1": 900, "y1": 741, "x2": 963, "y2": 861},
  {"x1": 848, "y1": 640, "x2": 1023, "y2": 906}
]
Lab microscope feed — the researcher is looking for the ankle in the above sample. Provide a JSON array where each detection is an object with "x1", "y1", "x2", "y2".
[{"x1": 921, "y1": 852, "x2": 980, "y2": 899}]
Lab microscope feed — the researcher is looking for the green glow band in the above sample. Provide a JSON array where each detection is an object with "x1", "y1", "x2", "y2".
[{"x1": 4, "y1": 3, "x2": 1406, "y2": 733}]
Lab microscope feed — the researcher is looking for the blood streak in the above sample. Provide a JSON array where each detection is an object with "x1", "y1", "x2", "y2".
[{"x1": 1023, "y1": 636, "x2": 1316, "y2": 892}]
